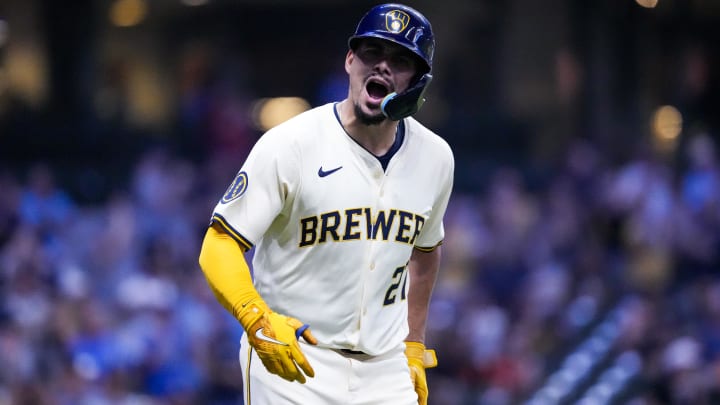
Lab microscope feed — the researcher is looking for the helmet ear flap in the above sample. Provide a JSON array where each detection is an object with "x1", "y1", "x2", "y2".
[{"x1": 381, "y1": 73, "x2": 433, "y2": 121}]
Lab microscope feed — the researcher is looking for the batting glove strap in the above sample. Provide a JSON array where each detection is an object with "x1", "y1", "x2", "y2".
[
  {"x1": 237, "y1": 298, "x2": 271, "y2": 331},
  {"x1": 405, "y1": 341, "x2": 438, "y2": 368}
]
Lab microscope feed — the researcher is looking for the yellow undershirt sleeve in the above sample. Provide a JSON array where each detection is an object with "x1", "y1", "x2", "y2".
[{"x1": 198, "y1": 224, "x2": 266, "y2": 321}]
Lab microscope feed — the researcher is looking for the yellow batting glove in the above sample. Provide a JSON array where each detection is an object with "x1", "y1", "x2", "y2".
[
  {"x1": 239, "y1": 299, "x2": 318, "y2": 383},
  {"x1": 405, "y1": 341, "x2": 438, "y2": 405}
]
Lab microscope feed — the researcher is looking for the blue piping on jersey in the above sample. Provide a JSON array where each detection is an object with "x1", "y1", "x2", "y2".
[{"x1": 211, "y1": 213, "x2": 254, "y2": 251}]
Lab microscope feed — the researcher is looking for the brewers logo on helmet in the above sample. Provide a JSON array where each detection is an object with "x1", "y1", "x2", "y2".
[{"x1": 386, "y1": 9, "x2": 410, "y2": 33}]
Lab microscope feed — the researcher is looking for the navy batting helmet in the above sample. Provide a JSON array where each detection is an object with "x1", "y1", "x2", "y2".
[{"x1": 348, "y1": 3, "x2": 435, "y2": 74}]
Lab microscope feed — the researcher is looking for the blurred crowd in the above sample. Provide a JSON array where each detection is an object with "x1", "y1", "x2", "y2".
[
  {"x1": 0, "y1": 149, "x2": 246, "y2": 405},
  {"x1": 429, "y1": 133, "x2": 720, "y2": 404},
  {"x1": 1, "y1": 121, "x2": 720, "y2": 404}
]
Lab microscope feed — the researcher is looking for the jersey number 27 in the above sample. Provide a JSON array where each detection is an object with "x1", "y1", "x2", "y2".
[{"x1": 383, "y1": 263, "x2": 409, "y2": 305}]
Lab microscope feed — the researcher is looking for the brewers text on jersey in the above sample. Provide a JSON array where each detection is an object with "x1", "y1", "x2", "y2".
[{"x1": 298, "y1": 207, "x2": 426, "y2": 247}]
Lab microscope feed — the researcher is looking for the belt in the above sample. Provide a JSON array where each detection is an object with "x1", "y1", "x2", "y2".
[{"x1": 340, "y1": 349, "x2": 367, "y2": 355}]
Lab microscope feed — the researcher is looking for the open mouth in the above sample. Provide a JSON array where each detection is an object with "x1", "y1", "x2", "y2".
[{"x1": 366, "y1": 79, "x2": 390, "y2": 102}]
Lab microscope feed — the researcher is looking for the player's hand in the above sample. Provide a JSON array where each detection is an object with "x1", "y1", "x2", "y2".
[
  {"x1": 405, "y1": 341, "x2": 438, "y2": 405},
  {"x1": 239, "y1": 299, "x2": 318, "y2": 383}
]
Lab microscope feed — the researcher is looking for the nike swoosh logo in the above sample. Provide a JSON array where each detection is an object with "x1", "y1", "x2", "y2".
[
  {"x1": 318, "y1": 166, "x2": 343, "y2": 177},
  {"x1": 255, "y1": 328, "x2": 288, "y2": 346}
]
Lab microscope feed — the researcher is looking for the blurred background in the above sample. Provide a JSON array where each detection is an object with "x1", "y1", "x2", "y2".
[{"x1": 1, "y1": 0, "x2": 719, "y2": 404}]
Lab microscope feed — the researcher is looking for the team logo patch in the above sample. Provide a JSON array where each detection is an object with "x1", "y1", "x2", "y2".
[
  {"x1": 221, "y1": 171, "x2": 248, "y2": 204},
  {"x1": 386, "y1": 10, "x2": 410, "y2": 33}
]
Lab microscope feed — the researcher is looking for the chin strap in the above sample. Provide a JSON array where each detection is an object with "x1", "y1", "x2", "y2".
[{"x1": 381, "y1": 73, "x2": 433, "y2": 121}]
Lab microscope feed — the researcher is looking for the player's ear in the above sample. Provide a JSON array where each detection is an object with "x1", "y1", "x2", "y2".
[{"x1": 345, "y1": 49, "x2": 354, "y2": 73}]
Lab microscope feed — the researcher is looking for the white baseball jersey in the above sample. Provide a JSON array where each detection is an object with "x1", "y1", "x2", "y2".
[{"x1": 211, "y1": 102, "x2": 454, "y2": 356}]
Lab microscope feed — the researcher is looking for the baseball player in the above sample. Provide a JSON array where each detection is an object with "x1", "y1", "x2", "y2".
[{"x1": 198, "y1": 3, "x2": 453, "y2": 404}]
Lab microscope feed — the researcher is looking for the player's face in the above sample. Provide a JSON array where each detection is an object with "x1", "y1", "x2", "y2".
[{"x1": 346, "y1": 38, "x2": 419, "y2": 125}]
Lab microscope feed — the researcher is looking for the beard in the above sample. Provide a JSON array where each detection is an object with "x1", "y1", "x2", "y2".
[{"x1": 354, "y1": 102, "x2": 386, "y2": 126}]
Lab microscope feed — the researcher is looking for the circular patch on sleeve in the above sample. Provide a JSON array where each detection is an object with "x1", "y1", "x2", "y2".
[{"x1": 221, "y1": 171, "x2": 249, "y2": 203}]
